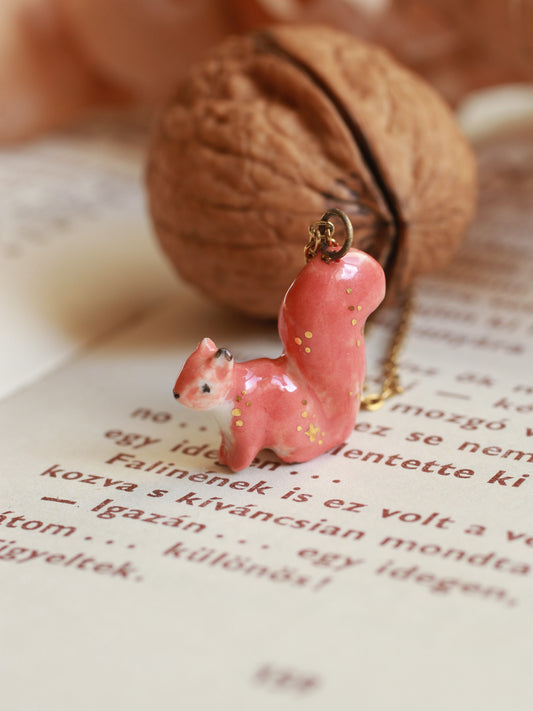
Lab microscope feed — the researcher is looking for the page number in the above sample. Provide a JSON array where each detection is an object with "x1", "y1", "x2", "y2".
[{"x1": 252, "y1": 664, "x2": 320, "y2": 694}]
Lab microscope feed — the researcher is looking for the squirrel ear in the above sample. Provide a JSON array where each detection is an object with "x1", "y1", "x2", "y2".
[
  {"x1": 214, "y1": 347, "x2": 233, "y2": 362},
  {"x1": 197, "y1": 337, "x2": 217, "y2": 355}
]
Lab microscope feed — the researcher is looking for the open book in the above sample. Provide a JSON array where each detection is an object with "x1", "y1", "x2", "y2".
[{"x1": 1, "y1": 96, "x2": 533, "y2": 710}]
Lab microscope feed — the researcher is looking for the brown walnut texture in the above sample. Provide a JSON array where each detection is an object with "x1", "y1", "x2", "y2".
[{"x1": 147, "y1": 25, "x2": 477, "y2": 318}]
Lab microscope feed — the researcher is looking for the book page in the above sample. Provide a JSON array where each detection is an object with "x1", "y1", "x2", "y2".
[
  {"x1": 1, "y1": 114, "x2": 533, "y2": 710},
  {"x1": 0, "y1": 119, "x2": 178, "y2": 399}
]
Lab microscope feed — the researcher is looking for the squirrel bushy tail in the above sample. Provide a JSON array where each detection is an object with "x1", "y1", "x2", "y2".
[{"x1": 278, "y1": 249, "x2": 386, "y2": 418}]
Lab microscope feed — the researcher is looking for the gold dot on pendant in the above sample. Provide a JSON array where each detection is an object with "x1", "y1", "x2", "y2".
[
  {"x1": 305, "y1": 331, "x2": 313, "y2": 339},
  {"x1": 295, "y1": 337, "x2": 302, "y2": 345},
  {"x1": 302, "y1": 399, "x2": 307, "y2": 405},
  {"x1": 346, "y1": 288, "x2": 352, "y2": 294},
  {"x1": 236, "y1": 395, "x2": 241, "y2": 402},
  {"x1": 236, "y1": 420, "x2": 243, "y2": 427},
  {"x1": 318, "y1": 440, "x2": 323, "y2": 445},
  {"x1": 231, "y1": 408, "x2": 241, "y2": 417},
  {"x1": 357, "y1": 305, "x2": 362, "y2": 311},
  {"x1": 242, "y1": 390, "x2": 246, "y2": 395},
  {"x1": 302, "y1": 411, "x2": 308, "y2": 418},
  {"x1": 305, "y1": 423, "x2": 320, "y2": 442},
  {"x1": 348, "y1": 305, "x2": 355, "y2": 311},
  {"x1": 305, "y1": 347, "x2": 311, "y2": 354},
  {"x1": 246, "y1": 401, "x2": 251, "y2": 407},
  {"x1": 352, "y1": 319, "x2": 357, "y2": 326},
  {"x1": 357, "y1": 339, "x2": 361, "y2": 347},
  {"x1": 297, "y1": 425, "x2": 302, "y2": 432}
]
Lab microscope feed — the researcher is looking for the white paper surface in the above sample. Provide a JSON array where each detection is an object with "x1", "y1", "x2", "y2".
[
  {"x1": 1, "y1": 112, "x2": 533, "y2": 711},
  {"x1": 0, "y1": 125, "x2": 178, "y2": 399}
]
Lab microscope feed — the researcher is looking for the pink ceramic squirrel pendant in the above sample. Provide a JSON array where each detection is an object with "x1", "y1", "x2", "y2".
[{"x1": 173, "y1": 225, "x2": 386, "y2": 471}]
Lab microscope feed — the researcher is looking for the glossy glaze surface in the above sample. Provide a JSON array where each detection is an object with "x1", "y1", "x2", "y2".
[{"x1": 173, "y1": 249, "x2": 385, "y2": 471}]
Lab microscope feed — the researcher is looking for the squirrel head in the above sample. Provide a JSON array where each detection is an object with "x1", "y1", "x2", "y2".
[{"x1": 173, "y1": 338, "x2": 234, "y2": 410}]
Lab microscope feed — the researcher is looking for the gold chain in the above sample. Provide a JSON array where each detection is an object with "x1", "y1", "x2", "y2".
[
  {"x1": 361, "y1": 288, "x2": 414, "y2": 411},
  {"x1": 305, "y1": 220, "x2": 336, "y2": 261},
  {"x1": 305, "y1": 208, "x2": 354, "y2": 262}
]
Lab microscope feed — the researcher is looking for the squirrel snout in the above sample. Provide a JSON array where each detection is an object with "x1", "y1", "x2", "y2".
[{"x1": 173, "y1": 390, "x2": 180, "y2": 399}]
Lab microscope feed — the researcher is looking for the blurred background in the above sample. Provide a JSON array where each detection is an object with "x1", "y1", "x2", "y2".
[{"x1": 1, "y1": 0, "x2": 533, "y2": 143}]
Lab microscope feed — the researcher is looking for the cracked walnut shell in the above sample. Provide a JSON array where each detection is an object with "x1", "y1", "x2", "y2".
[{"x1": 147, "y1": 25, "x2": 477, "y2": 318}]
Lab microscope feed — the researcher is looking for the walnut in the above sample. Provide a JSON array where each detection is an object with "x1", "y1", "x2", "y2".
[{"x1": 147, "y1": 25, "x2": 477, "y2": 318}]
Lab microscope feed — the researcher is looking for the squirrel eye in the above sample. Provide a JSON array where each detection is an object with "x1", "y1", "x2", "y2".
[{"x1": 202, "y1": 383, "x2": 211, "y2": 393}]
